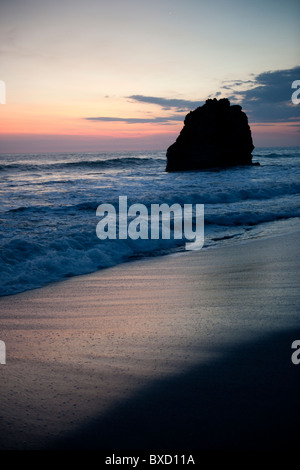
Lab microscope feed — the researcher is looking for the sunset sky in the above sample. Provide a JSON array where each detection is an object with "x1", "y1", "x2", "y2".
[{"x1": 0, "y1": 0, "x2": 299, "y2": 153}]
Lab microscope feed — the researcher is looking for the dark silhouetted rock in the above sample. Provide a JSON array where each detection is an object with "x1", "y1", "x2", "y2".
[{"x1": 166, "y1": 98, "x2": 257, "y2": 171}]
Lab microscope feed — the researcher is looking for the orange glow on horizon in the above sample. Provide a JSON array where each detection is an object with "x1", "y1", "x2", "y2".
[
  {"x1": 0, "y1": 100, "x2": 299, "y2": 152},
  {"x1": 250, "y1": 122, "x2": 300, "y2": 147},
  {"x1": 0, "y1": 115, "x2": 181, "y2": 139}
]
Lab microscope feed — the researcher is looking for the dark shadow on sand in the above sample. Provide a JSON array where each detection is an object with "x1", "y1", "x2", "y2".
[{"x1": 47, "y1": 328, "x2": 300, "y2": 450}]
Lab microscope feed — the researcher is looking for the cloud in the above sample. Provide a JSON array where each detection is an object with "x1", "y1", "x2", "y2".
[
  {"x1": 85, "y1": 66, "x2": 300, "y2": 127},
  {"x1": 85, "y1": 115, "x2": 183, "y2": 124},
  {"x1": 128, "y1": 95, "x2": 204, "y2": 111},
  {"x1": 222, "y1": 66, "x2": 300, "y2": 123},
  {"x1": 84, "y1": 95, "x2": 204, "y2": 125}
]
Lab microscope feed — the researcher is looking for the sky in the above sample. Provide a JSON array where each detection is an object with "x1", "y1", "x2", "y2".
[{"x1": 0, "y1": 0, "x2": 299, "y2": 153}]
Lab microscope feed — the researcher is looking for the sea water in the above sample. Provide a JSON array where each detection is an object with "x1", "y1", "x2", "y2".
[{"x1": 0, "y1": 147, "x2": 299, "y2": 296}]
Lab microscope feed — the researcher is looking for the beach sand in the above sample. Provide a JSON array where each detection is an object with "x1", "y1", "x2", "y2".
[{"x1": 0, "y1": 231, "x2": 299, "y2": 450}]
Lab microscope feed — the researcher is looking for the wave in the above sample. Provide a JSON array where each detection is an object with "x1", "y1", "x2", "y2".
[
  {"x1": 1, "y1": 148, "x2": 298, "y2": 173},
  {"x1": 0, "y1": 156, "x2": 165, "y2": 173},
  {"x1": 1, "y1": 148, "x2": 299, "y2": 297},
  {"x1": 253, "y1": 147, "x2": 300, "y2": 156},
  {"x1": 205, "y1": 210, "x2": 300, "y2": 227},
  {"x1": 253, "y1": 152, "x2": 298, "y2": 159},
  {"x1": 1, "y1": 206, "x2": 299, "y2": 296},
  {"x1": 0, "y1": 231, "x2": 183, "y2": 296},
  {"x1": 5, "y1": 180, "x2": 299, "y2": 215},
  {"x1": 65, "y1": 156, "x2": 165, "y2": 169}
]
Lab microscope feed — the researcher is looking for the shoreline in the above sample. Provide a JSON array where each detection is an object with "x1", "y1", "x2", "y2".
[
  {"x1": 0, "y1": 230, "x2": 299, "y2": 449},
  {"x1": 2, "y1": 219, "x2": 299, "y2": 300}
]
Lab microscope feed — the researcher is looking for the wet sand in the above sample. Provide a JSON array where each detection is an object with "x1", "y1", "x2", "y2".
[{"x1": 0, "y1": 231, "x2": 299, "y2": 450}]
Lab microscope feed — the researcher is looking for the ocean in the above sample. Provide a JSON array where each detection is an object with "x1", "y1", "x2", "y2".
[{"x1": 0, "y1": 147, "x2": 299, "y2": 297}]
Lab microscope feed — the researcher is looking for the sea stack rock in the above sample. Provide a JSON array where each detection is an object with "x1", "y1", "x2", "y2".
[{"x1": 166, "y1": 98, "x2": 256, "y2": 171}]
